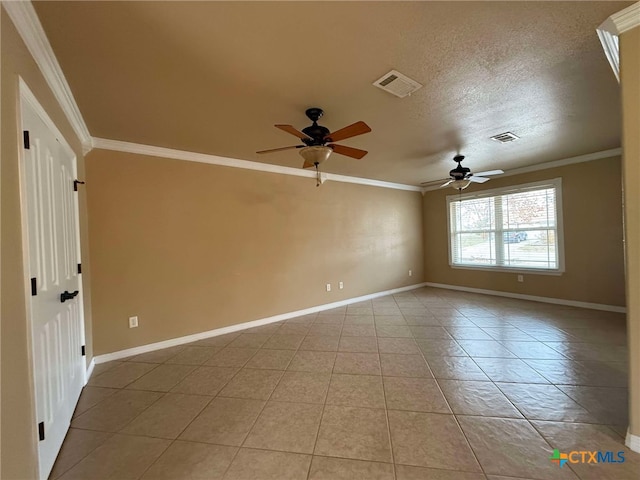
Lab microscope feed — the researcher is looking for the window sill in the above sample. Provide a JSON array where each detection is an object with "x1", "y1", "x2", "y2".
[{"x1": 450, "y1": 264, "x2": 564, "y2": 276}]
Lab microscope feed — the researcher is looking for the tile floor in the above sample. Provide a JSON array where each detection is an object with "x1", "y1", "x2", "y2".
[{"x1": 50, "y1": 287, "x2": 640, "y2": 479}]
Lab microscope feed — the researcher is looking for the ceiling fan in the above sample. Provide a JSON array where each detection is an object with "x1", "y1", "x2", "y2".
[
  {"x1": 422, "y1": 155, "x2": 504, "y2": 191},
  {"x1": 256, "y1": 108, "x2": 371, "y2": 170}
]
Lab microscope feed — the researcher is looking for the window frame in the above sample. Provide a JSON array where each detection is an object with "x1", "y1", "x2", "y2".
[{"x1": 446, "y1": 178, "x2": 565, "y2": 275}]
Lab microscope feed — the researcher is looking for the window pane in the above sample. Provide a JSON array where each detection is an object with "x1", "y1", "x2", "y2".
[
  {"x1": 502, "y1": 229, "x2": 557, "y2": 269},
  {"x1": 455, "y1": 197, "x2": 494, "y2": 232},
  {"x1": 453, "y1": 232, "x2": 496, "y2": 265}
]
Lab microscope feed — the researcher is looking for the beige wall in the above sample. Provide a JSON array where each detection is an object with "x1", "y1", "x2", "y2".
[
  {"x1": 423, "y1": 156, "x2": 625, "y2": 307},
  {"x1": 620, "y1": 26, "x2": 640, "y2": 439},
  {"x1": 86, "y1": 149, "x2": 424, "y2": 355},
  {"x1": 0, "y1": 12, "x2": 93, "y2": 479}
]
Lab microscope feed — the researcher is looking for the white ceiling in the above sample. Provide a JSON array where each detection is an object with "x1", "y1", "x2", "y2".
[{"x1": 32, "y1": 1, "x2": 629, "y2": 185}]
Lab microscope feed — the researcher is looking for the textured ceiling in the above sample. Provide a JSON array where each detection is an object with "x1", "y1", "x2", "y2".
[{"x1": 33, "y1": 1, "x2": 629, "y2": 185}]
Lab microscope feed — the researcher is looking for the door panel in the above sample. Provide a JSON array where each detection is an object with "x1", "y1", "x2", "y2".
[{"x1": 21, "y1": 91, "x2": 84, "y2": 480}]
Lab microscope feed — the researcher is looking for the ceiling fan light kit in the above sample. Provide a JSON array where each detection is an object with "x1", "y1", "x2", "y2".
[
  {"x1": 299, "y1": 146, "x2": 333, "y2": 168},
  {"x1": 451, "y1": 179, "x2": 472, "y2": 191}
]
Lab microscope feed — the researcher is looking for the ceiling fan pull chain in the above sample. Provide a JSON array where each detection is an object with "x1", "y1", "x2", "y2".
[{"x1": 315, "y1": 163, "x2": 320, "y2": 187}]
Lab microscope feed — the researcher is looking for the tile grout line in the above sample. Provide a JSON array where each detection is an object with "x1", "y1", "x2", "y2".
[
  {"x1": 133, "y1": 329, "x2": 277, "y2": 480},
  {"x1": 202, "y1": 326, "x2": 290, "y2": 478},
  {"x1": 378, "y1": 294, "x2": 410, "y2": 480},
  {"x1": 225, "y1": 314, "x2": 335, "y2": 478},
  {"x1": 305, "y1": 308, "x2": 347, "y2": 479},
  {"x1": 409, "y1": 295, "x2": 490, "y2": 478},
  {"x1": 121, "y1": 338, "x2": 260, "y2": 480}
]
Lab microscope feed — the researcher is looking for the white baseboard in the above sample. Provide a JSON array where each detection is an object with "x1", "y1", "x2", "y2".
[
  {"x1": 85, "y1": 358, "x2": 95, "y2": 384},
  {"x1": 424, "y1": 282, "x2": 626, "y2": 313},
  {"x1": 93, "y1": 282, "x2": 428, "y2": 364},
  {"x1": 626, "y1": 430, "x2": 640, "y2": 453}
]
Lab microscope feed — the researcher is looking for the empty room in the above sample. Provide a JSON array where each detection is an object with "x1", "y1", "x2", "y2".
[{"x1": 2, "y1": 1, "x2": 640, "y2": 480}]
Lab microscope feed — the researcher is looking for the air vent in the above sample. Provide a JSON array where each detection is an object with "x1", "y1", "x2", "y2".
[
  {"x1": 373, "y1": 70, "x2": 423, "y2": 98},
  {"x1": 490, "y1": 132, "x2": 520, "y2": 143}
]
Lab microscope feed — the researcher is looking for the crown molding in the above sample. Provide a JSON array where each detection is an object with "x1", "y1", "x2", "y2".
[
  {"x1": 91, "y1": 137, "x2": 422, "y2": 192},
  {"x1": 421, "y1": 148, "x2": 622, "y2": 193},
  {"x1": 609, "y1": 2, "x2": 640, "y2": 35},
  {"x1": 597, "y1": 2, "x2": 640, "y2": 83},
  {"x1": 3, "y1": 0, "x2": 93, "y2": 153},
  {"x1": 596, "y1": 24, "x2": 621, "y2": 82}
]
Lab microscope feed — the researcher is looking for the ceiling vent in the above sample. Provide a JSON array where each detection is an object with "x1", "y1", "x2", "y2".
[
  {"x1": 490, "y1": 132, "x2": 520, "y2": 143},
  {"x1": 373, "y1": 70, "x2": 423, "y2": 98}
]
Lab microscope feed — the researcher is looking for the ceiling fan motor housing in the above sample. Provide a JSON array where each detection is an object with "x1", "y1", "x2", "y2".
[
  {"x1": 302, "y1": 108, "x2": 332, "y2": 146},
  {"x1": 450, "y1": 164, "x2": 471, "y2": 179},
  {"x1": 302, "y1": 124, "x2": 331, "y2": 146},
  {"x1": 450, "y1": 155, "x2": 471, "y2": 179}
]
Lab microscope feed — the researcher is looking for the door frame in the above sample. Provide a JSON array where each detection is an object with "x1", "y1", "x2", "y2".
[{"x1": 16, "y1": 77, "x2": 87, "y2": 479}]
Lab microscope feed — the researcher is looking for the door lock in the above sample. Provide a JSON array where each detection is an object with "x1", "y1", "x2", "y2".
[{"x1": 60, "y1": 290, "x2": 79, "y2": 303}]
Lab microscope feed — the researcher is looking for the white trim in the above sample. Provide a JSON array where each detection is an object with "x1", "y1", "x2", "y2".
[
  {"x1": 19, "y1": 78, "x2": 75, "y2": 156},
  {"x1": 85, "y1": 358, "x2": 95, "y2": 384},
  {"x1": 421, "y1": 148, "x2": 622, "y2": 193},
  {"x1": 93, "y1": 282, "x2": 428, "y2": 363},
  {"x1": 626, "y1": 430, "x2": 640, "y2": 453},
  {"x1": 597, "y1": 2, "x2": 640, "y2": 83},
  {"x1": 91, "y1": 137, "x2": 422, "y2": 192},
  {"x1": 3, "y1": 0, "x2": 93, "y2": 153},
  {"x1": 450, "y1": 265, "x2": 563, "y2": 276},
  {"x1": 608, "y1": 2, "x2": 640, "y2": 35},
  {"x1": 15, "y1": 77, "x2": 42, "y2": 480},
  {"x1": 424, "y1": 282, "x2": 626, "y2": 313},
  {"x1": 597, "y1": 23, "x2": 621, "y2": 82}
]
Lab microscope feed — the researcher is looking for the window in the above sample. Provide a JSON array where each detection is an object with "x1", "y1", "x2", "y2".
[{"x1": 447, "y1": 178, "x2": 563, "y2": 273}]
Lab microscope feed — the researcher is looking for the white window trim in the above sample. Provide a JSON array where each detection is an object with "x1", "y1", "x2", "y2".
[{"x1": 446, "y1": 178, "x2": 565, "y2": 274}]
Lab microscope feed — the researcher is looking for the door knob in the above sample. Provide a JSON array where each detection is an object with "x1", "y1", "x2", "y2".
[{"x1": 60, "y1": 290, "x2": 79, "y2": 303}]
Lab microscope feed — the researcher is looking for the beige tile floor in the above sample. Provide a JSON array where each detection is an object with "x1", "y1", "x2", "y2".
[{"x1": 50, "y1": 287, "x2": 640, "y2": 479}]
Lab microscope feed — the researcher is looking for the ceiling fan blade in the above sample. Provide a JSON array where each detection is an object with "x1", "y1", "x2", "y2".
[
  {"x1": 420, "y1": 178, "x2": 448, "y2": 186},
  {"x1": 256, "y1": 145, "x2": 302, "y2": 154},
  {"x1": 469, "y1": 176, "x2": 490, "y2": 183},
  {"x1": 325, "y1": 121, "x2": 371, "y2": 142},
  {"x1": 474, "y1": 169, "x2": 504, "y2": 177},
  {"x1": 275, "y1": 124, "x2": 311, "y2": 139},
  {"x1": 439, "y1": 179, "x2": 454, "y2": 188},
  {"x1": 328, "y1": 143, "x2": 368, "y2": 159}
]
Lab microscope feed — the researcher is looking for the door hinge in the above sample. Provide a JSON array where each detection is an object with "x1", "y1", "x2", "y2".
[
  {"x1": 81, "y1": 345, "x2": 86, "y2": 356},
  {"x1": 31, "y1": 277, "x2": 37, "y2": 296},
  {"x1": 77, "y1": 263, "x2": 82, "y2": 274},
  {"x1": 73, "y1": 180, "x2": 85, "y2": 191},
  {"x1": 24, "y1": 131, "x2": 30, "y2": 149},
  {"x1": 38, "y1": 422, "x2": 45, "y2": 441}
]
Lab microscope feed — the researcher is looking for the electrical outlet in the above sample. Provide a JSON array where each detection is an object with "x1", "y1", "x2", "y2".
[
  {"x1": 326, "y1": 283, "x2": 331, "y2": 292},
  {"x1": 517, "y1": 275, "x2": 524, "y2": 283},
  {"x1": 128, "y1": 316, "x2": 138, "y2": 328},
  {"x1": 409, "y1": 269, "x2": 413, "y2": 277},
  {"x1": 339, "y1": 281, "x2": 344, "y2": 290}
]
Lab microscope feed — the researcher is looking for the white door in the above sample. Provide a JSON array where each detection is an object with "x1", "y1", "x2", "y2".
[{"x1": 20, "y1": 86, "x2": 85, "y2": 480}]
